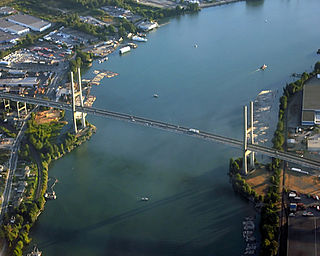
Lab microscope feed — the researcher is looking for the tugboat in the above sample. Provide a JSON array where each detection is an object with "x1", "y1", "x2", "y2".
[
  {"x1": 27, "y1": 246, "x2": 42, "y2": 256},
  {"x1": 260, "y1": 64, "x2": 267, "y2": 70}
]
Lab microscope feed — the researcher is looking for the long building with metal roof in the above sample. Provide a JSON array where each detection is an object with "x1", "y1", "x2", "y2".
[
  {"x1": 7, "y1": 14, "x2": 51, "y2": 32},
  {"x1": 302, "y1": 76, "x2": 320, "y2": 125},
  {"x1": 0, "y1": 18, "x2": 29, "y2": 35}
]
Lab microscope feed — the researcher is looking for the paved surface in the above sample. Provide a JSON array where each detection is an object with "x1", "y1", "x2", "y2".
[
  {"x1": 288, "y1": 216, "x2": 320, "y2": 256},
  {"x1": 1, "y1": 92, "x2": 320, "y2": 169}
]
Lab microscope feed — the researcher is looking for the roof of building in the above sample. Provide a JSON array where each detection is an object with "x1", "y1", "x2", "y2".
[
  {"x1": 0, "y1": 7, "x2": 16, "y2": 14},
  {"x1": 302, "y1": 110, "x2": 314, "y2": 123},
  {"x1": 0, "y1": 18, "x2": 28, "y2": 33},
  {"x1": 308, "y1": 134, "x2": 320, "y2": 150},
  {"x1": 0, "y1": 77, "x2": 39, "y2": 86},
  {"x1": 8, "y1": 14, "x2": 50, "y2": 30},
  {"x1": 302, "y1": 77, "x2": 320, "y2": 110},
  {"x1": 0, "y1": 30, "x2": 17, "y2": 43}
]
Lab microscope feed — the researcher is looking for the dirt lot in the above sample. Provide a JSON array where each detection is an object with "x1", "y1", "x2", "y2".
[
  {"x1": 34, "y1": 109, "x2": 61, "y2": 124},
  {"x1": 245, "y1": 168, "x2": 272, "y2": 196},
  {"x1": 285, "y1": 172, "x2": 320, "y2": 195}
]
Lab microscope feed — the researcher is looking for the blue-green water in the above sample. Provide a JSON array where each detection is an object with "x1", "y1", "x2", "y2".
[{"x1": 31, "y1": 0, "x2": 320, "y2": 255}]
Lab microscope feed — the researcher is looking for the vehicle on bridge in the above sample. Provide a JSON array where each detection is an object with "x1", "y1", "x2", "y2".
[{"x1": 188, "y1": 128, "x2": 200, "y2": 134}]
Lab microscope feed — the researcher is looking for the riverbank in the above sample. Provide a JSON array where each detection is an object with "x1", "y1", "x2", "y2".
[
  {"x1": 200, "y1": 0, "x2": 245, "y2": 9},
  {"x1": 0, "y1": 113, "x2": 96, "y2": 256}
]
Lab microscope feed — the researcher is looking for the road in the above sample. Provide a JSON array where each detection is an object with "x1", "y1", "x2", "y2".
[
  {"x1": 1, "y1": 92, "x2": 320, "y2": 169},
  {"x1": 0, "y1": 116, "x2": 27, "y2": 222}
]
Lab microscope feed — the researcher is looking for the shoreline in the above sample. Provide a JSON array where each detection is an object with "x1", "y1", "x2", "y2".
[
  {"x1": 0, "y1": 119, "x2": 96, "y2": 256},
  {"x1": 200, "y1": 0, "x2": 245, "y2": 9}
]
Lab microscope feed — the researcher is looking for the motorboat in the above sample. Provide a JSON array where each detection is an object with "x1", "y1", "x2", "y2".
[
  {"x1": 141, "y1": 197, "x2": 149, "y2": 201},
  {"x1": 260, "y1": 64, "x2": 267, "y2": 70},
  {"x1": 153, "y1": 94, "x2": 159, "y2": 98}
]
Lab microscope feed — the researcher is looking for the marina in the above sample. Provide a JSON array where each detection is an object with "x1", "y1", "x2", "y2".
[{"x1": 242, "y1": 216, "x2": 257, "y2": 255}]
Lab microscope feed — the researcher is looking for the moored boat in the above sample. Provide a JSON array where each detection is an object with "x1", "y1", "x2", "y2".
[{"x1": 132, "y1": 35, "x2": 148, "y2": 42}]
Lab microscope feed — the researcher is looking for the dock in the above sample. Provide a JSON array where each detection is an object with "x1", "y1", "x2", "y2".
[{"x1": 89, "y1": 70, "x2": 119, "y2": 86}]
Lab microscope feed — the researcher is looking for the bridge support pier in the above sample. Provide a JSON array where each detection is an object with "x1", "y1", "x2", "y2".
[
  {"x1": 16, "y1": 101, "x2": 27, "y2": 118},
  {"x1": 3, "y1": 99, "x2": 10, "y2": 111},
  {"x1": 243, "y1": 102, "x2": 255, "y2": 175},
  {"x1": 71, "y1": 72, "x2": 78, "y2": 134},
  {"x1": 77, "y1": 68, "x2": 86, "y2": 129}
]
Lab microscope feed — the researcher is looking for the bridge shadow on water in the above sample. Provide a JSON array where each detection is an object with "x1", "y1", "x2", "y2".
[
  {"x1": 38, "y1": 166, "x2": 245, "y2": 255},
  {"x1": 38, "y1": 189, "x2": 196, "y2": 248}
]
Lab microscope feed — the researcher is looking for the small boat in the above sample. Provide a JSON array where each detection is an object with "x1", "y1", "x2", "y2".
[
  {"x1": 132, "y1": 35, "x2": 147, "y2": 42},
  {"x1": 194, "y1": 44, "x2": 198, "y2": 48},
  {"x1": 127, "y1": 42, "x2": 138, "y2": 49},
  {"x1": 27, "y1": 246, "x2": 42, "y2": 256},
  {"x1": 44, "y1": 191, "x2": 57, "y2": 200},
  {"x1": 260, "y1": 64, "x2": 267, "y2": 70},
  {"x1": 98, "y1": 56, "x2": 108, "y2": 64},
  {"x1": 153, "y1": 94, "x2": 159, "y2": 98},
  {"x1": 141, "y1": 197, "x2": 149, "y2": 201}
]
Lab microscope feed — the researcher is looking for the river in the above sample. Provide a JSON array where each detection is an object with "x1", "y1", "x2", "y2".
[{"x1": 30, "y1": 0, "x2": 320, "y2": 255}]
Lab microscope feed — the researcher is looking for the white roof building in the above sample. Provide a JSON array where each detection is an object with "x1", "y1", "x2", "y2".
[
  {"x1": 0, "y1": 18, "x2": 29, "y2": 35},
  {"x1": 137, "y1": 20, "x2": 158, "y2": 31},
  {"x1": 8, "y1": 14, "x2": 51, "y2": 32},
  {"x1": 307, "y1": 134, "x2": 320, "y2": 151}
]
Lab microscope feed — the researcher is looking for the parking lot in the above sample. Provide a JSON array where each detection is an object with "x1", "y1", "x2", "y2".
[{"x1": 288, "y1": 216, "x2": 320, "y2": 256}]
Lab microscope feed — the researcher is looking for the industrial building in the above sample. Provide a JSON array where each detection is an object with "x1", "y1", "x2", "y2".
[
  {"x1": 0, "y1": 30, "x2": 18, "y2": 44},
  {"x1": 0, "y1": 18, "x2": 30, "y2": 35},
  {"x1": 301, "y1": 76, "x2": 320, "y2": 125},
  {"x1": 0, "y1": 7, "x2": 16, "y2": 15},
  {"x1": 307, "y1": 134, "x2": 320, "y2": 151},
  {"x1": 8, "y1": 14, "x2": 51, "y2": 32},
  {"x1": 0, "y1": 77, "x2": 39, "y2": 87},
  {"x1": 137, "y1": 20, "x2": 158, "y2": 31}
]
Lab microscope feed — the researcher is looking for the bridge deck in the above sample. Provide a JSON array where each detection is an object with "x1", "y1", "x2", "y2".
[{"x1": 1, "y1": 92, "x2": 320, "y2": 169}]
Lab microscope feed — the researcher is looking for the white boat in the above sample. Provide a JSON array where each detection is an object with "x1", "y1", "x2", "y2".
[
  {"x1": 194, "y1": 44, "x2": 198, "y2": 48},
  {"x1": 119, "y1": 46, "x2": 131, "y2": 54},
  {"x1": 141, "y1": 197, "x2": 149, "y2": 201},
  {"x1": 260, "y1": 64, "x2": 267, "y2": 70},
  {"x1": 153, "y1": 94, "x2": 159, "y2": 98},
  {"x1": 98, "y1": 57, "x2": 108, "y2": 63},
  {"x1": 132, "y1": 36, "x2": 147, "y2": 42}
]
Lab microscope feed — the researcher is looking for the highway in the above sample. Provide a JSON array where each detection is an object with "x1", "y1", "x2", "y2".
[{"x1": 1, "y1": 92, "x2": 320, "y2": 170}]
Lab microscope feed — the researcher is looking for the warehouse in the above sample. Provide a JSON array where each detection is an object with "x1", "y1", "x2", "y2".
[
  {"x1": 0, "y1": 77, "x2": 39, "y2": 87},
  {"x1": 302, "y1": 76, "x2": 320, "y2": 125},
  {"x1": 8, "y1": 14, "x2": 51, "y2": 32},
  {"x1": 0, "y1": 18, "x2": 30, "y2": 35},
  {"x1": 0, "y1": 30, "x2": 18, "y2": 44}
]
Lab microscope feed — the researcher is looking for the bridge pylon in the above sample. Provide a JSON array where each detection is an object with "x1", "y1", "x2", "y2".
[
  {"x1": 70, "y1": 72, "x2": 78, "y2": 134},
  {"x1": 3, "y1": 99, "x2": 10, "y2": 111},
  {"x1": 243, "y1": 101, "x2": 255, "y2": 175},
  {"x1": 77, "y1": 67, "x2": 86, "y2": 129},
  {"x1": 16, "y1": 101, "x2": 27, "y2": 118},
  {"x1": 70, "y1": 69, "x2": 86, "y2": 134}
]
